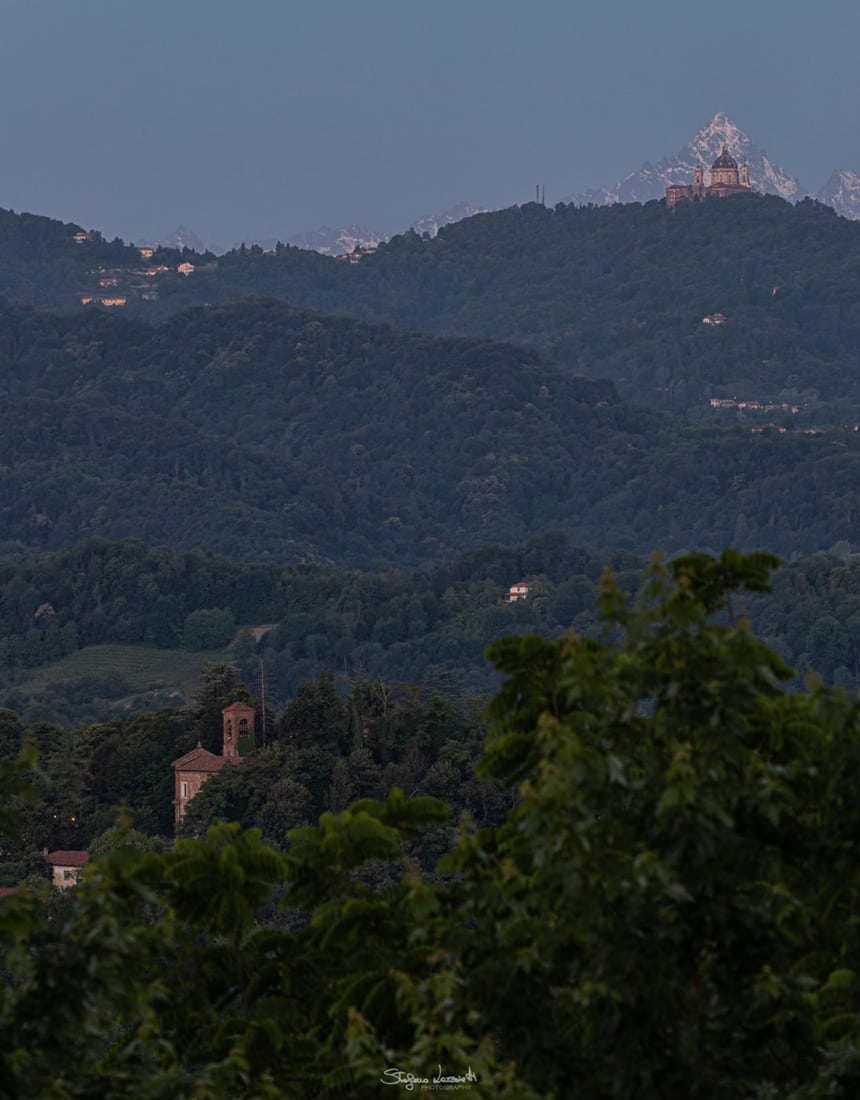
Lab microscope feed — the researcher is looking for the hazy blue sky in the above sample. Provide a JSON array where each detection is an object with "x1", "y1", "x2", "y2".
[{"x1": 1, "y1": 1, "x2": 857, "y2": 248}]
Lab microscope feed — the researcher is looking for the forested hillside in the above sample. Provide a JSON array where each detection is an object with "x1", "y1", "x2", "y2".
[
  {"x1": 0, "y1": 206, "x2": 191, "y2": 310},
  {"x1": 3, "y1": 536, "x2": 860, "y2": 726},
  {"x1": 1, "y1": 295, "x2": 860, "y2": 568},
  {"x1": 4, "y1": 196, "x2": 860, "y2": 423},
  {"x1": 134, "y1": 195, "x2": 860, "y2": 422}
]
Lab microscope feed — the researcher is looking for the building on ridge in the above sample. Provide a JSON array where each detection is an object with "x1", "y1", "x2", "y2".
[
  {"x1": 665, "y1": 145, "x2": 753, "y2": 207},
  {"x1": 172, "y1": 701, "x2": 256, "y2": 824}
]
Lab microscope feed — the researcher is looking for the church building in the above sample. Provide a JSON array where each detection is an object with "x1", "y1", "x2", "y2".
[
  {"x1": 666, "y1": 145, "x2": 753, "y2": 207},
  {"x1": 172, "y1": 700, "x2": 256, "y2": 824}
]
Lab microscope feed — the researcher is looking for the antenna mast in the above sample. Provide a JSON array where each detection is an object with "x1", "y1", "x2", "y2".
[{"x1": 259, "y1": 658, "x2": 267, "y2": 746}]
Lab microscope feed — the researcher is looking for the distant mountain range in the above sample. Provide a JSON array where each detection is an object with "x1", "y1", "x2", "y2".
[
  {"x1": 150, "y1": 202, "x2": 490, "y2": 258},
  {"x1": 137, "y1": 116, "x2": 860, "y2": 255},
  {"x1": 282, "y1": 201, "x2": 488, "y2": 257},
  {"x1": 284, "y1": 224, "x2": 388, "y2": 256},
  {"x1": 273, "y1": 116, "x2": 860, "y2": 250},
  {"x1": 562, "y1": 112, "x2": 860, "y2": 220}
]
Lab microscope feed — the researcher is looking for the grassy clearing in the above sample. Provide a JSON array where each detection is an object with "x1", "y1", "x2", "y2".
[{"x1": 14, "y1": 643, "x2": 234, "y2": 703}]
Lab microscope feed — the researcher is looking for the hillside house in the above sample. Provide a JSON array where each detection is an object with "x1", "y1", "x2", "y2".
[
  {"x1": 335, "y1": 245, "x2": 378, "y2": 265},
  {"x1": 139, "y1": 246, "x2": 154, "y2": 260},
  {"x1": 505, "y1": 581, "x2": 531, "y2": 603},
  {"x1": 81, "y1": 296, "x2": 127, "y2": 308},
  {"x1": 177, "y1": 262, "x2": 195, "y2": 276},
  {"x1": 44, "y1": 849, "x2": 89, "y2": 890}
]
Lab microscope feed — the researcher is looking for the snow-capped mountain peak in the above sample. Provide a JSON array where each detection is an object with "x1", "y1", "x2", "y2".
[
  {"x1": 564, "y1": 112, "x2": 800, "y2": 207},
  {"x1": 159, "y1": 225, "x2": 207, "y2": 253}
]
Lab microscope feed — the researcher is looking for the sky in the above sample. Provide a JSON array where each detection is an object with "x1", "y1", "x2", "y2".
[{"x1": 0, "y1": 0, "x2": 858, "y2": 249}]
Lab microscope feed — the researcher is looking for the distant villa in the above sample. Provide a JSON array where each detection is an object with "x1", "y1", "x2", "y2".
[{"x1": 666, "y1": 145, "x2": 754, "y2": 207}]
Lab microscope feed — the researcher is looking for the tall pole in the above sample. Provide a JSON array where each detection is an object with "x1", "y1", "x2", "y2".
[{"x1": 259, "y1": 658, "x2": 267, "y2": 746}]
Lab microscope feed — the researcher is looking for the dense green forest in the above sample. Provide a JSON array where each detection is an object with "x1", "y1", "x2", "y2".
[
  {"x1": 4, "y1": 554, "x2": 860, "y2": 1096},
  {"x1": 1, "y1": 294, "x2": 860, "y2": 567}
]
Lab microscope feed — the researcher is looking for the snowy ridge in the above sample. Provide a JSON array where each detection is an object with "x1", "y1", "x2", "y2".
[
  {"x1": 286, "y1": 224, "x2": 387, "y2": 256},
  {"x1": 411, "y1": 201, "x2": 488, "y2": 238},
  {"x1": 285, "y1": 201, "x2": 487, "y2": 256},
  {"x1": 564, "y1": 112, "x2": 800, "y2": 206},
  {"x1": 816, "y1": 170, "x2": 860, "y2": 220}
]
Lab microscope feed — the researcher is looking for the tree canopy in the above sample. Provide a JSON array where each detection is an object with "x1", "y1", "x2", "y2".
[{"x1": 2, "y1": 551, "x2": 860, "y2": 1097}]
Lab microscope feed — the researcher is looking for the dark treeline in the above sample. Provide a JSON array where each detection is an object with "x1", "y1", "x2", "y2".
[
  {"x1": 4, "y1": 537, "x2": 860, "y2": 728},
  {"x1": 0, "y1": 535, "x2": 625, "y2": 723}
]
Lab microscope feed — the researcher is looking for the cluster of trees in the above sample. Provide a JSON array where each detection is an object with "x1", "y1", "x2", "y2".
[
  {"x1": 3, "y1": 553, "x2": 860, "y2": 1095},
  {"x1": 0, "y1": 539, "x2": 283, "y2": 672},
  {"x1": 0, "y1": 660, "x2": 509, "y2": 890}
]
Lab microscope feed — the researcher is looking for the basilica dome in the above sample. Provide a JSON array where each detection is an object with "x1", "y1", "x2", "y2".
[{"x1": 711, "y1": 145, "x2": 738, "y2": 171}]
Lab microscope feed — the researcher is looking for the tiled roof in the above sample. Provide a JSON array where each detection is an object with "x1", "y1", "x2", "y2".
[
  {"x1": 171, "y1": 745, "x2": 229, "y2": 773},
  {"x1": 44, "y1": 850, "x2": 89, "y2": 868},
  {"x1": 222, "y1": 701, "x2": 254, "y2": 714},
  {"x1": 0, "y1": 886, "x2": 19, "y2": 898}
]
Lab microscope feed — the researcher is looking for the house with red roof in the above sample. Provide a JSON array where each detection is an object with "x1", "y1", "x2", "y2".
[
  {"x1": 44, "y1": 850, "x2": 89, "y2": 890},
  {"x1": 505, "y1": 581, "x2": 531, "y2": 603}
]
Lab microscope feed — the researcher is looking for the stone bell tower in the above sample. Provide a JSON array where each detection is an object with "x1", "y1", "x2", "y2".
[{"x1": 221, "y1": 700, "x2": 256, "y2": 758}]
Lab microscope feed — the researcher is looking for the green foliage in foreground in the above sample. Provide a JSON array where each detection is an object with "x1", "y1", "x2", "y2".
[{"x1": 2, "y1": 551, "x2": 860, "y2": 1097}]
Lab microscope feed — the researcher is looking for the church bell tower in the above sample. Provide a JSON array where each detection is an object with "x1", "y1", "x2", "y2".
[{"x1": 221, "y1": 701, "x2": 256, "y2": 758}]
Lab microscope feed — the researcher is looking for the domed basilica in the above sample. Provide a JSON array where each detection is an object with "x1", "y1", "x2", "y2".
[{"x1": 665, "y1": 145, "x2": 753, "y2": 207}]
